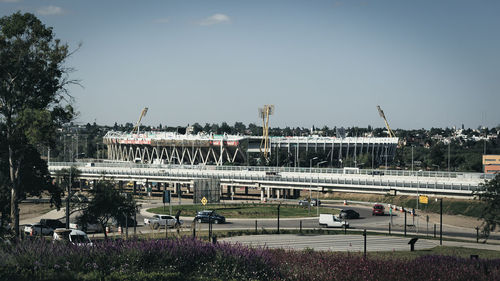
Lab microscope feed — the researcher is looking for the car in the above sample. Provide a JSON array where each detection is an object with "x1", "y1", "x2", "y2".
[
  {"x1": 339, "y1": 209, "x2": 360, "y2": 219},
  {"x1": 372, "y1": 204, "x2": 385, "y2": 216},
  {"x1": 144, "y1": 214, "x2": 183, "y2": 229},
  {"x1": 195, "y1": 210, "x2": 225, "y2": 224},
  {"x1": 298, "y1": 199, "x2": 321, "y2": 206},
  {"x1": 39, "y1": 219, "x2": 65, "y2": 230},
  {"x1": 24, "y1": 223, "x2": 54, "y2": 236},
  {"x1": 319, "y1": 214, "x2": 349, "y2": 228},
  {"x1": 53, "y1": 229, "x2": 93, "y2": 246}
]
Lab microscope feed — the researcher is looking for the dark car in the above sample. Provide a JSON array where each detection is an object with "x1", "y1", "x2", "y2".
[
  {"x1": 372, "y1": 204, "x2": 385, "y2": 216},
  {"x1": 40, "y1": 219, "x2": 65, "y2": 229},
  {"x1": 339, "y1": 209, "x2": 360, "y2": 219},
  {"x1": 195, "y1": 210, "x2": 225, "y2": 224}
]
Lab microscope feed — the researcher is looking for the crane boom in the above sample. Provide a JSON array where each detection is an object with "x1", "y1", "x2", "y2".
[
  {"x1": 376, "y1": 105, "x2": 395, "y2": 138},
  {"x1": 132, "y1": 107, "x2": 148, "y2": 134}
]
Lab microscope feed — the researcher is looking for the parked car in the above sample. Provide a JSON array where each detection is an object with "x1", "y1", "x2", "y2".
[
  {"x1": 339, "y1": 209, "x2": 360, "y2": 219},
  {"x1": 53, "y1": 229, "x2": 92, "y2": 246},
  {"x1": 195, "y1": 210, "x2": 225, "y2": 224},
  {"x1": 372, "y1": 204, "x2": 385, "y2": 216},
  {"x1": 24, "y1": 223, "x2": 54, "y2": 236},
  {"x1": 144, "y1": 214, "x2": 183, "y2": 229},
  {"x1": 298, "y1": 199, "x2": 321, "y2": 206},
  {"x1": 319, "y1": 214, "x2": 349, "y2": 228},
  {"x1": 40, "y1": 219, "x2": 65, "y2": 230}
]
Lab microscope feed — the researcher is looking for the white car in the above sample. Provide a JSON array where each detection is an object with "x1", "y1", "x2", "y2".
[
  {"x1": 53, "y1": 229, "x2": 92, "y2": 246},
  {"x1": 319, "y1": 214, "x2": 349, "y2": 228},
  {"x1": 144, "y1": 214, "x2": 183, "y2": 229},
  {"x1": 24, "y1": 223, "x2": 54, "y2": 236}
]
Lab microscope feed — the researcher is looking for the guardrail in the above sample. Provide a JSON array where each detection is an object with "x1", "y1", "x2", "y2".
[
  {"x1": 48, "y1": 162, "x2": 487, "y2": 195},
  {"x1": 48, "y1": 162, "x2": 494, "y2": 180}
]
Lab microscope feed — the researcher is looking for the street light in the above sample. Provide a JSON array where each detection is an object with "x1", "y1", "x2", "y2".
[
  {"x1": 435, "y1": 198, "x2": 443, "y2": 245},
  {"x1": 309, "y1": 157, "x2": 318, "y2": 215},
  {"x1": 316, "y1": 161, "x2": 327, "y2": 216}
]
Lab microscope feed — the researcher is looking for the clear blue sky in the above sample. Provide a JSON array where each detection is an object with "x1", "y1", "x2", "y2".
[{"x1": 1, "y1": 0, "x2": 499, "y2": 129}]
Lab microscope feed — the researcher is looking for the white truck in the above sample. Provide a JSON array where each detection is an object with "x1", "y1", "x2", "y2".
[
  {"x1": 319, "y1": 214, "x2": 349, "y2": 228},
  {"x1": 69, "y1": 222, "x2": 103, "y2": 233},
  {"x1": 143, "y1": 214, "x2": 183, "y2": 229}
]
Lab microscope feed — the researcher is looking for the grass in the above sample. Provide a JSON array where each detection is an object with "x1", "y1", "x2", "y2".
[
  {"x1": 324, "y1": 192, "x2": 485, "y2": 218},
  {"x1": 148, "y1": 202, "x2": 338, "y2": 218},
  {"x1": 370, "y1": 246, "x2": 500, "y2": 260}
]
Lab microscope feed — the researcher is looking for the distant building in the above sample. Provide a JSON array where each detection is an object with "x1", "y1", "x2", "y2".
[{"x1": 483, "y1": 155, "x2": 500, "y2": 174}]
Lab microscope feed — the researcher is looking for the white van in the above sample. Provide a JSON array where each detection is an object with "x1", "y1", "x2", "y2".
[{"x1": 319, "y1": 214, "x2": 349, "y2": 228}]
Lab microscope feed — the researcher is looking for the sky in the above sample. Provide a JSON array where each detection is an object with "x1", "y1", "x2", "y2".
[{"x1": 1, "y1": 0, "x2": 499, "y2": 130}]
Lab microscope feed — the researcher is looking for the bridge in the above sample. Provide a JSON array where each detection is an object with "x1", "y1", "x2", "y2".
[{"x1": 48, "y1": 162, "x2": 492, "y2": 199}]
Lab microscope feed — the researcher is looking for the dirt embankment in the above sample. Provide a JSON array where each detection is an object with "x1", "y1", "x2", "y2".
[{"x1": 18, "y1": 203, "x2": 56, "y2": 221}]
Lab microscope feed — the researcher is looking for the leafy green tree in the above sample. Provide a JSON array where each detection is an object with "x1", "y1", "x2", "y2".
[
  {"x1": 77, "y1": 180, "x2": 136, "y2": 238},
  {"x1": 477, "y1": 174, "x2": 500, "y2": 239},
  {"x1": 0, "y1": 12, "x2": 75, "y2": 236}
]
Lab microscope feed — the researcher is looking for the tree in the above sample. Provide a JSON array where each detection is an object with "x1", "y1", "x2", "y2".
[
  {"x1": 77, "y1": 180, "x2": 136, "y2": 238},
  {"x1": 477, "y1": 174, "x2": 500, "y2": 239},
  {"x1": 0, "y1": 12, "x2": 75, "y2": 236}
]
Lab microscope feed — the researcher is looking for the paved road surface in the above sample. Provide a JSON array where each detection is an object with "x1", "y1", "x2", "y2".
[{"x1": 221, "y1": 234, "x2": 437, "y2": 252}]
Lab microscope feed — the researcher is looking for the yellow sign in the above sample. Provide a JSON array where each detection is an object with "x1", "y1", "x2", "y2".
[
  {"x1": 419, "y1": 195, "x2": 428, "y2": 204},
  {"x1": 201, "y1": 197, "x2": 208, "y2": 206}
]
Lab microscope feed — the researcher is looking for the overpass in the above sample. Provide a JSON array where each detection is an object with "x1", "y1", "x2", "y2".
[{"x1": 48, "y1": 162, "x2": 492, "y2": 199}]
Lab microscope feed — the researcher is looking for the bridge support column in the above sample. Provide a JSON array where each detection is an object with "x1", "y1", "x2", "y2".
[
  {"x1": 266, "y1": 187, "x2": 270, "y2": 199},
  {"x1": 231, "y1": 186, "x2": 235, "y2": 201},
  {"x1": 276, "y1": 189, "x2": 280, "y2": 199},
  {"x1": 261, "y1": 188, "x2": 265, "y2": 202}
]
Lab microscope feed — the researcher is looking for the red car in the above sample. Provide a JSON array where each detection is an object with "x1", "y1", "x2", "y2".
[{"x1": 372, "y1": 204, "x2": 385, "y2": 216}]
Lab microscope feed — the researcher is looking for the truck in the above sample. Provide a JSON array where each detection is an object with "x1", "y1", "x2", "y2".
[
  {"x1": 69, "y1": 222, "x2": 104, "y2": 233},
  {"x1": 319, "y1": 214, "x2": 349, "y2": 228}
]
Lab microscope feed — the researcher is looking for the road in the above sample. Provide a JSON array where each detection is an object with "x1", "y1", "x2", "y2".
[{"x1": 21, "y1": 199, "x2": 499, "y2": 242}]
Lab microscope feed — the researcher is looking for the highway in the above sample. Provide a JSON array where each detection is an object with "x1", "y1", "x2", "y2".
[{"x1": 48, "y1": 162, "x2": 491, "y2": 198}]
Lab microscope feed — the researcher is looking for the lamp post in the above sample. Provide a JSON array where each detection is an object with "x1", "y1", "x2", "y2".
[
  {"x1": 411, "y1": 145, "x2": 414, "y2": 174},
  {"x1": 309, "y1": 157, "x2": 318, "y2": 215},
  {"x1": 316, "y1": 161, "x2": 328, "y2": 216},
  {"x1": 435, "y1": 198, "x2": 443, "y2": 245}
]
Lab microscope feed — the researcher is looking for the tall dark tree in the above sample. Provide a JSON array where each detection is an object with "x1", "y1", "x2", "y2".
[
  {"x1": 77, "y1": 179, "x2": 136, "y2": 238},
  {"x1": 0, "y1": 12, "x2": 75, "y2": 236}
]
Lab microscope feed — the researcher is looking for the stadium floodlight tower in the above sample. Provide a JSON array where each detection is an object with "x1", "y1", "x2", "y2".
[
  {"x1": 376, "y1": 105, "x2": 395, "y2": 138},
  {"x1": 131, "y1": 107, "x2": 148, "y2": 134},
  {"x1": 259, "y1": 105, "x2": 275, "y2": 162}
]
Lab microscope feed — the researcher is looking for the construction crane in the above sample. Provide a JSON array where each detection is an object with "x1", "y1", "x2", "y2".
[
  {"x1": 259, "y1": 105, "x2": 274, "y2": 162},
  {"x1": 376, "y1": 105, "x2": 396, "y2": 138},
  {"x1": 131, "y1": 107, "x2": 148, "y2": 134}
]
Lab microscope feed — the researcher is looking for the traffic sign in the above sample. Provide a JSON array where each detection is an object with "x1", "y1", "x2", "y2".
[
  {"x1": 419, "y1": 195, "x2": 429, "y2": 204},
  {"x1": 201, "y1": 197, "x2": 208, "y2": 205},
  {"x1": 163, "y1": 190, "x2": 170, "y2": 203}
]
